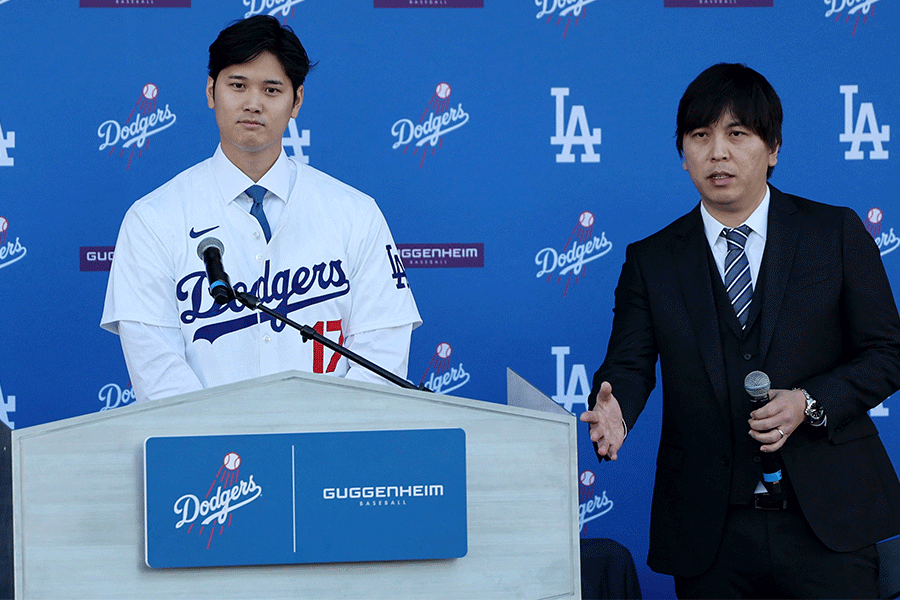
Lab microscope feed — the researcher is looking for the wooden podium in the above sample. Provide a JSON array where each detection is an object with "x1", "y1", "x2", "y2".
[{"x1": 2, "y1": 371, "x2": 580, "y2": 599}]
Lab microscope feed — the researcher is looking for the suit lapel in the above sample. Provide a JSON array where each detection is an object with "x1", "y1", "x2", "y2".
[
  {"x1": 674, "y1": 206, "x2": 730, "y2": 414},
  {"x1": 759, "y1": 187, "x2": 801, "y2": 364}
]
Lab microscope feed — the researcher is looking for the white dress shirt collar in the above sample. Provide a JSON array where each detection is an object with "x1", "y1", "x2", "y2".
[{"x1": 210, "y1": 144, "x2": 293, "y2": 204}]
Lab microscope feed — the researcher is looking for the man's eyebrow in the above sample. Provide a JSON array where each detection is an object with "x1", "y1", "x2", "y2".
[{"x1": 225, "y1": 74, "x2": 285, "y2": 86}]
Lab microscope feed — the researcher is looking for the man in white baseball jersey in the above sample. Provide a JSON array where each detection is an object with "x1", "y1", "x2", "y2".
[{"x1": 101, "y1": 15, "x2": 420, "y2": 402}]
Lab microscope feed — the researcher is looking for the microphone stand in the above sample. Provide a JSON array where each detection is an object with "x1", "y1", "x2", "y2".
[{"x1": 233, "y1": 291, "x2": 429, "y2": 392}]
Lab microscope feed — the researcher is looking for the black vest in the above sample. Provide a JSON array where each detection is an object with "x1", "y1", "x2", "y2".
[{"x1": 706, "y1": 246, "x2": 776, "y2": 504}]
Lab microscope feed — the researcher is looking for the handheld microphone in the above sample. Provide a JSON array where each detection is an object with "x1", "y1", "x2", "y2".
[
  {"x1": 743, "y1": 370, "x2": 783, "y2": 495},
  {"x1": 197, "y1": 237, "x2": 234, "y2": 305}
]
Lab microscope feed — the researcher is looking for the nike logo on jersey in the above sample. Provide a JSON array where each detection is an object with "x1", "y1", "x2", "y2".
[{"x1": 190, "y1": 225, "x2": 220, "y2": 238}]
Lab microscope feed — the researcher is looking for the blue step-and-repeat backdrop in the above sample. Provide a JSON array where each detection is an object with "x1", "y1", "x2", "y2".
[{"x1": 0, "y1": 1, "x2": 896, "y2": 597}]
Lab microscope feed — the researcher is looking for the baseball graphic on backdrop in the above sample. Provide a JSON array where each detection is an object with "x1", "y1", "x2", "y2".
[
  {"x1": 142, "y1": 83, "x2": 158, "y2": 100},
  {"x1": 868, "y1": 207, "x2": 883, "y2": 224},
  {"x1": 223, "y1": 452, "x2": 241, "y2": 471}
]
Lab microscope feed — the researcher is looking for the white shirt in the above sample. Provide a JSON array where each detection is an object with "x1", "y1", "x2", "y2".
[
  {"x1": 102, "y1": 146, "x2": 421, "y2": 402},
  {"x1": 700, "y1": 186, "x2": 770, "y2": 288}
]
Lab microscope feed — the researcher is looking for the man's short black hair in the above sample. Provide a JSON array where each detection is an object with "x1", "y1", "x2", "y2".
[
  {"x1": 676, "y1": 63, "x2": 782, "y2": 178},
  {"x1": 208, "y1": 15, "x2": 315, "y2": 99}
]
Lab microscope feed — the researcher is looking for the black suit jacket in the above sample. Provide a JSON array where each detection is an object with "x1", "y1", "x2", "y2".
[{"x1": 591, "y1": 186, "x2": 900, "y2": 577}]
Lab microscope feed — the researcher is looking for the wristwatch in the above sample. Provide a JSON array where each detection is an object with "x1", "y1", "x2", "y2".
[{"x1": 799, "y1": 388, "x2": 826, "y2": 426}]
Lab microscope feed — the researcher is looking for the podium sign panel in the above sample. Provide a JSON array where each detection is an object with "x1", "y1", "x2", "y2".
[{"x1": 145, "y1": 428, "x2": 467, "y2": 568}]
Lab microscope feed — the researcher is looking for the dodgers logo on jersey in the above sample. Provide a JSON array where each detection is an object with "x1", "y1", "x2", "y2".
[
  {"x1": 419, "y1": 342, "x2": 470, "y2": 395},
  {"x1": 535, "y1": 0, "x2": 596, "y2": 37},
  {"x1": 0, "y1": 216, "x2": 27, "y2": 270},
  {"x1": 244, "y1": 0, "x2": 306, "y2": 19},
  {"x1": 825, "y1": 0, "x2": 879, "y2": 35},
  {"x1": 173, "y1": 452, "x2": 263, "y2": 550},
  {"x1": 840, "y1": 85, "x2": 889, "y2": 160},
  {"x1": 0, "y1": 118, "x2": 14, "y2": 166},
  {"x1": 386, "y1": 244, "x2": 409, "y2": 289},
  {"x1": 178, "y1": 259, "x2": 350, "y2": 344},
  {"x1": 97, "y1": 83, "x2": 177, "y2": 170},
  {"x1": 535, "y1": 211, "x2": 612, "y2": 296},
  {"x1": 391, "y1": 82, "x2": 469, "y2": 168}
]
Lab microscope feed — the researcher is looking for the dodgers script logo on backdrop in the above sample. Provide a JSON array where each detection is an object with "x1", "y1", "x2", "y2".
[
  {"x1": 536, "y1": 211, "x2": 612, "y2": 296},
  {"x1": 244, "y1": 0, "x2": 305, "y2": 20},
  {"x1": 97, "y1": 83, "x2": 177, "y2": 170},
  {"x1": 840, "y1": 85, "x2": 889, "y2": 160},
  {"x1": 173, "y1": 452, "x2": 263, "y2": 550},
  {"x1": 552, "y1": 88, "x2": 601, "y2": 163},
  {"x1": 0, "y1": 216, "x2": 27, "y2": 270},
  {"x1": 419, "y1": 342, "x2": 470, "y2": 394},
  {"x1": 865, "y1": 207, "x2": 899, "y2": 257},
  {"x1": 535, "y1": 0, "x2": 596, "y2": 37},
  {"x1": 392, "y1": 82, "x2": 469, "y2": 168},
  {"x1": 0, "y1": 118, "x2": 14, "y2": 166},
  {"x1": 578, "y1": 470, "x2": 613, "y2": 533},
  {"x1": 283, "y1": 118, "x2": 310, "y2": 163},
  {"x1": 825, "y1": 0, "x2": 879, "y2": 35},
  {"x1": 0, "y1": 381, "x2": 15, "y2": 428},
  {"x1": 178, "y1": 260, "x2": 350, "y2": 345},
  {"x1": 98, "y1": 381, "x2": 136, "y2": 411}
]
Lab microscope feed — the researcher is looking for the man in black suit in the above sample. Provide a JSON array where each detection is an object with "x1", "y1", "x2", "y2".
[{"x1": 580, "y1": 63, "x2": 900, "y2": 598}]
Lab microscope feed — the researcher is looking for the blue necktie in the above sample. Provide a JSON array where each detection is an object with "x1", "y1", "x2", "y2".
[
  {"x1": 246, "y1": 185, "x2": 271, "y2": 242},
  {"x1": 721, "y1": 225, "x2": 753, "y2": 328}
]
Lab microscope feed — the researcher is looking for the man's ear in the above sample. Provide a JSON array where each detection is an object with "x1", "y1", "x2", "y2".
[
  {"x1": 206, "y1": 76, "x2": 216, "y2": 109},
  {"x1": 291, "y1": 85, "x2": 304, "y2": 118}
]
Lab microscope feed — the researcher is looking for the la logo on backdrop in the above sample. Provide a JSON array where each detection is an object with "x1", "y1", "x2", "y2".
[
  {"x1": 0, "y1": 381, "x2": 15, "y2": 428},
  {"x1": 535, "y1": 211, "x2": 612, "y2": 296},
  {"x1": 840, "y1": 84, "x2": 889, "y2": 160},
  {"x1": 391, "y1": 82, "x2": 470, "y2": 168},
  {"x1": 0, "y1": 117, "x2": 13, "y2": 166},
  {"x1": 97, "y1": 83, "x2": 177, "y2": 170}
]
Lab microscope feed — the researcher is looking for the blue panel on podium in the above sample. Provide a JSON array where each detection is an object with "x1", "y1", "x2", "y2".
[{"x1": 145, "y1": 428, "x2": 467, "y2": 568}]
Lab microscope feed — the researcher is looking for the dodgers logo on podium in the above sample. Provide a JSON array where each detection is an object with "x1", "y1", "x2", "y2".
[{"x1": 145, "y1": 429, "x2": 467, "y2": 568}]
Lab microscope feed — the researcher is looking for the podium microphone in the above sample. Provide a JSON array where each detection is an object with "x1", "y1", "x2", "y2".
[
  {"x1": 744, "y1": 370, "x2": 783, "y2": 496},
  {"x1": 197, "y1": 237, "x2": 234, "y2": 305}
]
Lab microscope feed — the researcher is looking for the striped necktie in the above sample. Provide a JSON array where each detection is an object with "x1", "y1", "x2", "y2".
[
  {"x1": 721, "y1": 225, "x2": 753, "y2": 328},
  {"x1": 246, "y1": 185, "x2": 271, "y2": 242}
]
